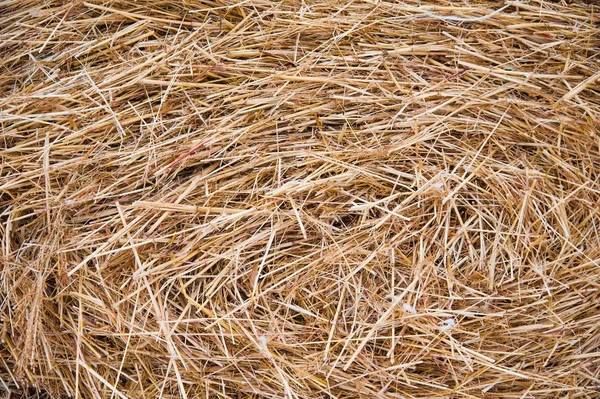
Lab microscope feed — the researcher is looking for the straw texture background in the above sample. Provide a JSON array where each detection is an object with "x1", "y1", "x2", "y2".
[{"x1": 1, "y1": 0, "x2": 600, "y2": 398}]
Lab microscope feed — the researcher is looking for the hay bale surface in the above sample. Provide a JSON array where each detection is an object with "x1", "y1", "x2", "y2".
[{"x1": 1, "y1": 1, "x2": 600, "y2": 398}]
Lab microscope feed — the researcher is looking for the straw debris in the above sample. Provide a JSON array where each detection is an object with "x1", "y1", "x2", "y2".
[{"x1": 1, "y1": 0, "x2": 600, "y2": 398}]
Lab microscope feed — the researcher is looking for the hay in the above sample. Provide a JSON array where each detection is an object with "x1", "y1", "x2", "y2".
[{"x1": 1, "y1": 0, "x2": 600, "y2": 398}]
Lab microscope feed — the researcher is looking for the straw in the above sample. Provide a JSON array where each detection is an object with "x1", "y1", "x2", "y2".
[{"x1": 1, "y1": 0, "x2": 600, "y2": 398}]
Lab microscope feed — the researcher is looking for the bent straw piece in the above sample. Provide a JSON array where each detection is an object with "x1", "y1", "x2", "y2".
[{"x1": 560, "y1": 71, "x2": 600, "y2": 102}]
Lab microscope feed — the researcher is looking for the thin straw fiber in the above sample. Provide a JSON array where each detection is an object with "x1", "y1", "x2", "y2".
[{"x1": 1, "y1": 1, "x2": 600, "y2": 398}]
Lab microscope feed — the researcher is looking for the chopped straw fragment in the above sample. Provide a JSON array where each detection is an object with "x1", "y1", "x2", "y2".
[{"x1": 1, "y1": 0, "x2": 600, "y2": 398}]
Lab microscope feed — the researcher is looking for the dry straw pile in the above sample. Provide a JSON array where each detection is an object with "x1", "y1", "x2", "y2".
[{"x1": 2, "y1": 0, "x2": 600, "y2": 398}]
